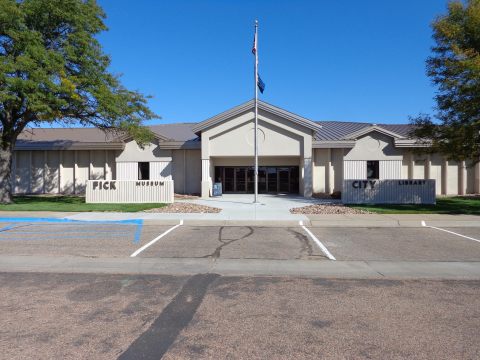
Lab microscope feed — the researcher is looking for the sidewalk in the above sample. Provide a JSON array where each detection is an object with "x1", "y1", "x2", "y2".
[
  {"x1": 1, "y1": 255, "x2": 479, "y2": 279},
  {"x1": 65, "y1": 194, "x2": 320, "y2": 222},
  {"x1": 1, "y1": 194, "x2": 479, "y2": 226}
]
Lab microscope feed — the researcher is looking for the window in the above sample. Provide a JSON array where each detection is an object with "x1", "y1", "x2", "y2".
[
  {"x1": 138, "y1": 162, "x2": 150, "y2": 180},
  {"x1": 367, "y1": 161, "x2": 379, "y2": 179}
]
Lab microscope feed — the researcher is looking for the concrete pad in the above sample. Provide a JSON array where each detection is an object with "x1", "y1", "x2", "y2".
[
  {"x1": 181, "y1": 220, "x2": 302, "y2": 227},
  {"x1": 139, "y1": 225, "x2": 326, "y2": 260},
  {"x1": 367, "y1": 261, "x2": 480, "y2": 280},
  {"x1": 1, "y1": 255, "x2": 480, "y2": 280},
  {"x1": 310, "y1": 227, "x2": 480, "y2": 261},
  {"x1": 310, "y1": 220, "x2": 401, "y2": 227},
  {"x1": 213, "y1": 258, "x2": 378, "y2": 278},
  {"x1": 0, "y1": 211, "x2": 76, "y2": 218}
]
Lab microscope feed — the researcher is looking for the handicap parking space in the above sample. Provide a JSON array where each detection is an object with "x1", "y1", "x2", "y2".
[
  {"x1": 308, "y1": 227, "x2": 480, "y2": 261},
  {"x1": 0, "y1": 219, "x2": 173, "y2": 258},
  {"x1": 138, "y1": 225, "x2": 328, "y2": 260}
]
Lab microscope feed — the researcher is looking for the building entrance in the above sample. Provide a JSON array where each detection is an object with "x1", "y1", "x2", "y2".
[{"x1": 214, "y1": 166, "x2": 299, "y2": 194}]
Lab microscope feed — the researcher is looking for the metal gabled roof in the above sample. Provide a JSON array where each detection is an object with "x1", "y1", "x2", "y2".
[
  {"x1": 192, "y1": 99, "x2": 322, "y2": 134},
  {"x1": 313, "y1": 121, "x2": 413, "y2": 141}
]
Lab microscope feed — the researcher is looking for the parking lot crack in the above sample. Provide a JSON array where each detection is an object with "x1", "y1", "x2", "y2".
[
  {"x1": 202, "y1": 226, "x2": 254, "y2": 260},
  {"x1": 287, "y1": 228, "x2": 313, "y2": 258}
]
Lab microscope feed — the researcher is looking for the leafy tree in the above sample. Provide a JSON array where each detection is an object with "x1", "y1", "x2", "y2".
[
  {"x1": 0, "y1": 0, "x2": 157, "y2": 203},
  {"x1": 411, "y1": 0, "x2": 480, "y2": 163}
]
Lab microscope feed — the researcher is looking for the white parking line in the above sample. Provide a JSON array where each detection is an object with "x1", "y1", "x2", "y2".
[
  {"x1": 299, "y1": 221, "x2": 336, "y2": 261},
  {"x1": 422, "y1": 220, "x2": 480, "y2": 244},
  {"x1": 130, "y1": 220, "x2": 183, "y2": 257}
]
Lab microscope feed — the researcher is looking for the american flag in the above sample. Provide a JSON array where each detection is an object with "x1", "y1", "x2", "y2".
[{"x1": 252, "y1": 33, "x2": 257, "y2": 55}]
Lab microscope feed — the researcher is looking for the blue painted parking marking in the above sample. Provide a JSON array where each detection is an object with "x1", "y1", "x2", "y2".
[
  {"x1": 133, "y1": 223, "x2": 143, "y2": 244},
  {"x1": 0, "y1": 217, "x2": 142, "y2": 225},
  {"x1": 0, "y1": 223, "x2": 32, "y2": 233},
  {"x1": 0, "y1": 217, "x2": 143, "y2": 244},
  {"x1": 0, "y1": 224, "x2": 14, "y2": 232}
]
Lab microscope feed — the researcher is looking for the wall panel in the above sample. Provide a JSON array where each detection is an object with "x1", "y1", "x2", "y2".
[
  {"x1": 343, "y1": 160, "x2": 367, "y2": 179},
  {"x1": 447, "y1": 160, "x2": 459, "y2": 195},
  {"x1": 90, "y1": 150, "x2": 105, "y2": 180},
  {"x1": 379, "y1": 160, "x2": 402, "y2": 179},
  {"x1": 61, "y1": 151, "x2": 75, "y2": 194},
  {"x1": 15, "y1": 151, "x2": 30, "y2": 193},
  {"x1": 429, "y1": 154, "x2": 443, "y2": 195},
  {"x1": 75, "y1": 150, "x2": 89, "y2": 194},
  {"x1": 31, "y1": 151, "x2": 45, "y2": 193},
  {"x1": 116, "y1": 162, "x2": 138, "y2": 180},
  {"x1": 150, "y1": 161, "x2": 172, "y2": 180},
  {"x1": 45, "y1": 151, "x2": 59, "y2": 193}
]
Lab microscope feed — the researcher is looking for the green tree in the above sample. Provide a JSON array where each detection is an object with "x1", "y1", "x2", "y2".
[
  {"x1": 0, "y1": 0, "x2": 156, "y2": 203},
  {"x1": 411, "y1": 0, "x2": 480, "y2": 162}
]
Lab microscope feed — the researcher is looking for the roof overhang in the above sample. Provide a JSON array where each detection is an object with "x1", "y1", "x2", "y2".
[
  {"x1": 158, "y1": 140, "x2": 201, "y2": 150},
  {"x1": 14, "y1": 141, "x2": 125, "y2": 151},
  {"x1": 192, "y1": 100, "x2": 322, "y2": 135},
  {"x1": 342, "y1": 125, "x2": 406, "y2": 140},
  {"x1": 394, "y1": 139, "x2": 432, "y2": 148},
  {"x1": 312, "y1": 140, "x2": 356, "y2": 148},
  {"x1": 116, "y1": 131, "x2": 171, "y2": 143}
]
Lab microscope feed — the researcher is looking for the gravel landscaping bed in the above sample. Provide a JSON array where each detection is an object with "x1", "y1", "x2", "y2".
[
  {"x1": 143, "y1": 202, "x2": 221, "y2": 213},
  {"x1": 290, "y1": 204, "x2": 371, "y2": 214}
]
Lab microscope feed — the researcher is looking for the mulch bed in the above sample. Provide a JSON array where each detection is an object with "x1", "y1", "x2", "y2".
[
  {"x1": 290, "y1": 204, "x2": 371, "y2": 214},
  {"x1": 174, "y1": 194, "x2": 200, "y2": 200},
  {"x1": 143, "y1": 202, "x2": 221, "y2": 213}
]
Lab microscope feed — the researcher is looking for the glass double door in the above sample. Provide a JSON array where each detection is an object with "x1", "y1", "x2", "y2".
[{"x1": 215, "y1": 166, "x2": 299, "y2": 194}]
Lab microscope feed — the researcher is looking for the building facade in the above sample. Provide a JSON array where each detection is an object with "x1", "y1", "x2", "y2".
[{"x1": 12, "y1": 100, "x2": 480, "y2": 198}]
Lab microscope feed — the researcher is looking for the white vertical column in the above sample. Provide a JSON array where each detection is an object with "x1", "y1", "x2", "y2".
[
  {"x1": 58, "y1": 151, "x2": 63, "y2": 193},
  {"x1": 104, "y1": 150, "x2": 111, "y2": 180},
  {"x1": 459, "y1": 160, "x2": 467, "y2": 195},
  {"x1": 425, "y1": 154, "x2": 431, "y2": 180},
  {"x1": 475, "y1": 158, "x2": 480, "y2": 194},
  {"x1": 43, "y1": 150, "x2": 47, "y2": 194},
  {"x1": 303, "y1": 157, "x2": 313, "y2": 198},
  {"x1": 201, "y1": 158, "x2": 211, "y2": 198},
  {"x1": 73, "y1": 150, "x2": 78, "y2": 194},
  {"x1": 442, "y1": 157, "x2": 448, "y2": 195},
  {"x1": 28, "y1": 150, "x2": 32, "y2": 193},
  {"x1": 408, "y1": 152, "x2": 414, "y2": 179},
  {"x1": 89, "y1": 150, "x2": 93, "y2": 180},
  {"x1": 326, "y1": 148, "x2": 333, "y2": 194}
]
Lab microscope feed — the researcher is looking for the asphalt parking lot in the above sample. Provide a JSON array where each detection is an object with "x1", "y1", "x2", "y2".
[
  {"x1": 311, "y1": 227, "x2": 480, "y2": 261},
  {"x1": 1, "y1": 272, "x2": 479, "y2": 359},
  {"x1": 0, "y1": 220, "x2": 170, "y2": 258},
  {"x1": 138, "y1": 225, "x2": 325, "y2": 260},
  {"x1": 1, "y1": 218, "x2": 480, "y2": 359},
  {"x1": 1, "y1": 219, "x2": 480, "y2": 262}
]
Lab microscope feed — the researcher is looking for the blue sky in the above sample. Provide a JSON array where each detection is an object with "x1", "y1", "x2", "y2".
[{"x1": 97, "y1": 0, "x2": 449, "y2": 125}]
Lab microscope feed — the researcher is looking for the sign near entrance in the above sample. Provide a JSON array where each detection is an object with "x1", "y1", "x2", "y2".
[
  {"x1": 342, "y1": 179, "x2": 435, "y2": 204},
  {"x1": 86, "y1": 180, "x2": 174, "y2": 203}
]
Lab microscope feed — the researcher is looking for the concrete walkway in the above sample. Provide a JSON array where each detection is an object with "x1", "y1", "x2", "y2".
[
  {"x1": 0, "y1": 194, "x2": 479, "y2": 227},
  {"x1": 66, "y1": 194, "x2": 335, "y2": 222},
  {"x1": 1, "y1": 255, "x2": 479, "y2": 280}
]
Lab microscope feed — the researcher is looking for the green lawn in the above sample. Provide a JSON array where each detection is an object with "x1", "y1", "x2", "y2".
[
  {"x1": 0, "y1": 196, "x2": 167, "y2": 212},
  {"x1": 349, "y1": 196, "x2": 480, "y2": 215}
]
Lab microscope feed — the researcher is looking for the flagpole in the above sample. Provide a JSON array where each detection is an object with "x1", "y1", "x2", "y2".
[{"x1": 254, "y1": 19, "x2": 259, "y2": 203}]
